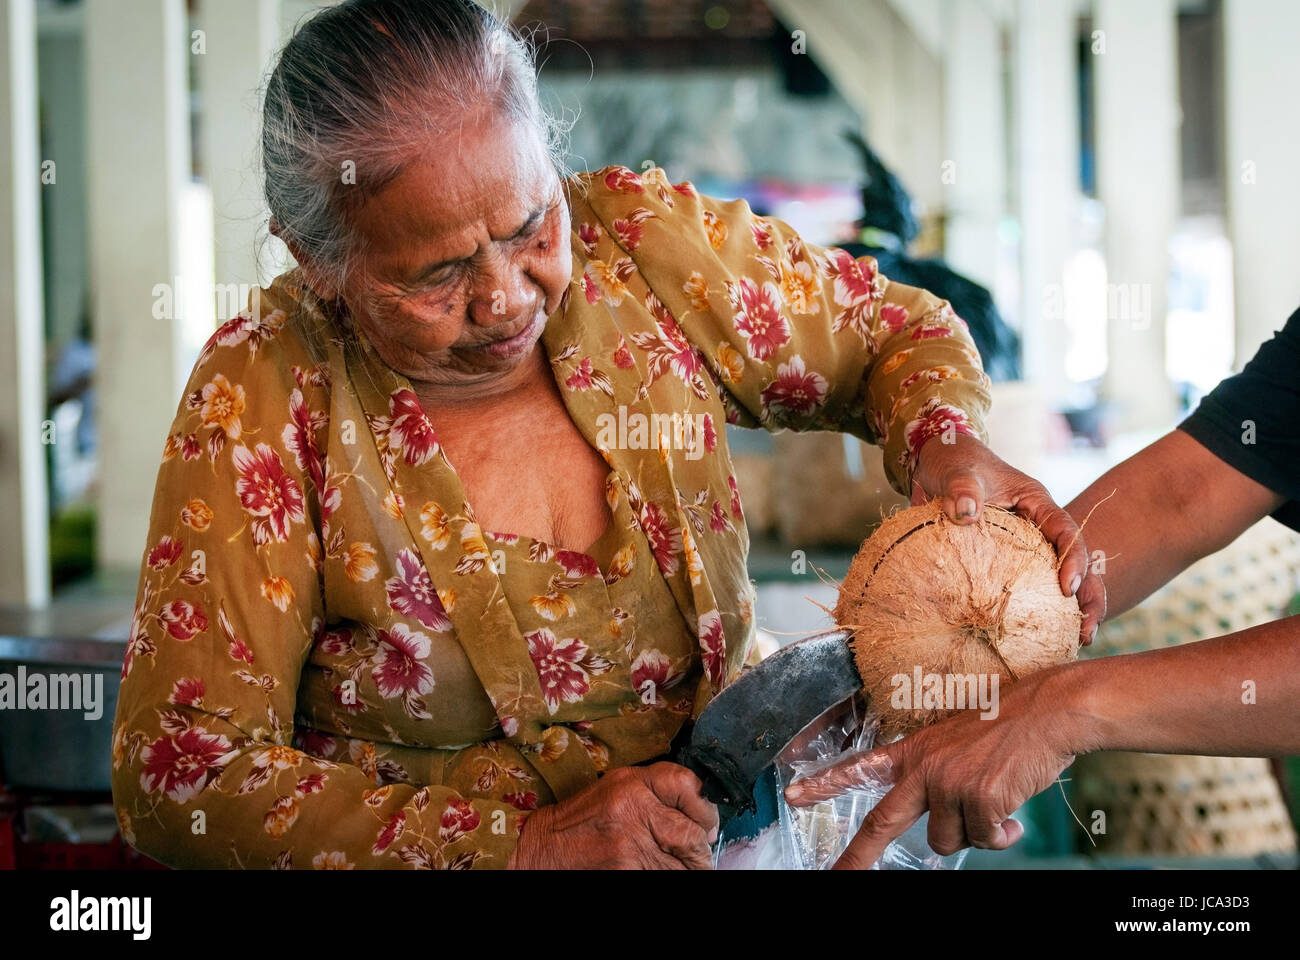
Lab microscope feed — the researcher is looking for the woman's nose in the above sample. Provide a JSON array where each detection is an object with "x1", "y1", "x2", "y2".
[{"x1": 466, "y1": 267, "x2": 534, "y2": 329}]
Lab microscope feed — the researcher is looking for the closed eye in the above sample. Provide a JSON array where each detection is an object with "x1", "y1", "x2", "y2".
[{"x1": 511, "y1": 211, "x2": 545, "y2": 241}]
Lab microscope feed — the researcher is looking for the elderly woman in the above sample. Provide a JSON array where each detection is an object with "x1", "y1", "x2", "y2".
[{"x1": 111, "y1": 0, "x2": 1098, "y2": 870}]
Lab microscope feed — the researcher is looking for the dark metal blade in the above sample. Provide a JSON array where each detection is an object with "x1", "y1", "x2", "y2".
[{"x1": 678, "y1": 629, "x2": 861, "y2": 811}]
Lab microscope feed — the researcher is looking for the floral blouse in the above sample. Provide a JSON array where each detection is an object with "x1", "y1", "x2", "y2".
[{"x1": 111, "y1": 164, "x2": 991, "y2": 869}]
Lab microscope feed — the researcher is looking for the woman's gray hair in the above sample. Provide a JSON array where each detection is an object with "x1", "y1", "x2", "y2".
[{"x1": 261, "y1": 0, "x2": 571, "y2": 285}]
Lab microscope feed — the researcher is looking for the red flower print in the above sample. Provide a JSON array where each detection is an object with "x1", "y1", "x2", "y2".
[
  {"x1": 217, "y1": 603, "x2": 254, "y2": 664},
  {"x1": 751, "y1": 217, "x2": 775, "y2": 250},
  {"x1": 673, "y1": 180, "x2": 697, "y2": 199},
  {"x1": 880, "y1": 302, "x2": 909, "y2": 333},
  {"x1": 628, "y1": 294, "x2": 710, "y2": 398},
  {"x1": 726, "y1": 277, "x2": 790, "y2": 361},
  {"x1": 295, "y1": 773, "x2": 327, "y2": 797},
  {"x1": 282, "y1": 388, "x2": 327, "y2": 493},
  {"x1": 370, "y1": 623, "x2": 436, "y2": 700},
  {"x1": 387, "y1": 389, "x2": 439, "y2": 467},
  {"x1": 727, "y1": 475, "x2": 744, "y2": 520},
  {"x1": 439, "y1": 798, "x2": 482, "y2": 843},
  {"x1": 822, "y1": 248, "x2": 884, "y2": 345},
  {"x1": 159, "y1": 599, "x2": 208, "y2": 641},
  {"x1": 638, "y1": 501, "x2": 682, "y2": 577},
  {"x1": 293, "y1": 729, "x2": 337, "y2": 759},
  {"x1": 698, "y1": 610, "x2": 726, "y2": 689},
  {"x1": 147, "y1": 535, "x2": 183, "y2": 570},
  {"x1": 603, "y1": 166, "x2": 644, "y2": 194},
  {"x1": 503, "y1": 791, "x2": 538, "y2": 811},
  {"x1": 385, "y1": 548, "x2": 452, "y2": 632},
  {"x1": 612, "y1": 208, "x2": 658, "y2": 250},
  {"x1": 564, "y1": 356, "x2": 613, "y2": 395},
  {"x1": 196, "y1": 306, "x2": 285, "y2": 366},
  {"x1": 232, "y1": 443, "x2": 305, "y2": 545},
  {"x1": 910, "y1": 320, "x2": 953, "y2": 340},
  {"x1": 702, "y1": 413, "x2": 717, "y2": 453},
  {"x1": 524, "y1": 628, "x2": 595, "y2": 714},
  {"x1": 372, "y1": 810, "x2": 406, "y2": 855},
  {"x1": 710, "y1": 500, "x2": 731, "y2": 533},
  {"x1": 612, "y1": 336, "x2": 635, "y2": 370},
  {"x1": 578, "y1": 220, "x2": 602, "y2": 255},
  {"x1": 581, "y1": 270, "x2": 602, "y2": 305},
  {"x1": 181, "y1": 433, "x2": 202, "y2": 461},
  {"x1": 139, "y1": 726, "x2": 234, "y2": 802},
  {"x1": 555, "y1": 550, "x2": 600, "y2": 579},
  {"x1": 168, "y1": 677, "x2": 205, "y2": 707},
  {"x1": 630, "y1": 649, "x2": 684, "y2": 704},
  {"x1": 902, "y1": 398, "x2": 977, "y2": 469},
  {"x1": 759, "y1": 355, "x2": 829, "y2": 421}
]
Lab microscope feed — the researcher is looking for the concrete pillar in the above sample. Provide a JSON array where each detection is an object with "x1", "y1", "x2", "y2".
[
  {"x1": 0, "y1": 0, "x2": 50, "y2": 606},
  {"x1": 197, "y1": 0, "x2": 286, "y2": 308},
  {"x1": 1015, "y1": 0, "x2": 1078, "y2": 407},
  {"x1": 943, "y1": 0, "x2": 1006, "y2": 289},
  {"x1": 86, "y1": 0, "x2": 192, "y2": 571},
  {"x1": 1223, "y1": 0, "x2": 1300, "y2": 366},
  {"x1": 1094, "y1": 0, "x2": 1180, "y2": 429}
]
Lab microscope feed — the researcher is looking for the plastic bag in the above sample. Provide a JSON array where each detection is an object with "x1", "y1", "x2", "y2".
[
  {"x1": 713, "y1": 695, "x2": 967, "y2": 869},
  {"x1": 775, "y1": 695, "x2": 967, "y2": 870}
]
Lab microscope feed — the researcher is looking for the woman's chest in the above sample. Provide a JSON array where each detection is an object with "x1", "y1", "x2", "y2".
[{"x1": 427, "y1": 389, "x2": 614, "y2": 552}]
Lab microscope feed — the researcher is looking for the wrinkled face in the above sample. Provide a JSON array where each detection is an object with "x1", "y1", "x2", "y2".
[{"x1": 330, "y1": 107, "x2": 572, "y2": 397}]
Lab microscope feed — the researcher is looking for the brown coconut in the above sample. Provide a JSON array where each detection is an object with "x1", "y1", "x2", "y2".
[{"x1": 835, "y1": 499, "x2": 1081, "y2": 740}]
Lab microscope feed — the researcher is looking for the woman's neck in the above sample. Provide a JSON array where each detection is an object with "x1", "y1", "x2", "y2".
[{"x1": 413, "y1": 343, "x2": 551, "y2": 416}]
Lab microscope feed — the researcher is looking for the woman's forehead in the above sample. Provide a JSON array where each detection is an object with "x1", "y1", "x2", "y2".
[{"x1": 353, "y1": 116, "x2": 554, "y2": 257}]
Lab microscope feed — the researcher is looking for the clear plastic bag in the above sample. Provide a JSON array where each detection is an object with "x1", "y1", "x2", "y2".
[{"x1": 712, "y1": 695, "x2": 968, "y2": 870}]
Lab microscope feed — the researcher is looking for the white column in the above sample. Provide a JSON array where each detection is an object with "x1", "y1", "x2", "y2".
[
  {"x1": 198, "y1": 0, "x2": 285, "y2": 309},
  {"x1": 1094, "y1": 0, "x2": 1180, "y2": 430},
  {"x1": 943, "y1": 0, "x2": 1006, "y2": 288},
  {"x1": 86, "y1": 0, "x2": 192, "y2": 572},
  {"x1": 1224, "y1": 0, "x2": 1300, "y2": 366},
  {"x1": 1015, "y1": 0, "x2": 1078, "y2": 406},
  {"x1": 0, "y1": 0, "x2": 50, "y2": 606}
]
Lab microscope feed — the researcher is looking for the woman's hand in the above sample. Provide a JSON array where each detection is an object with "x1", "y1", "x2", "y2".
[
  {"x1": 911, "y1": 433, "x2": 1106, "y2": 645},
  {"x1": 507, "y1": 762, "x2": 720, "y2": 869},
  {"x1": 785, "y1": 664, "x2": 1092, "y2": 869}
]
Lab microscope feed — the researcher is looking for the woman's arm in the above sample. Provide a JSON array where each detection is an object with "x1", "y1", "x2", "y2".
[
  {"x1": 575, "y1": 166, "x2": 1100, "y2": 634},
  {"x1": 574, "y1": 165, "x2": 993, "y2": 488}
]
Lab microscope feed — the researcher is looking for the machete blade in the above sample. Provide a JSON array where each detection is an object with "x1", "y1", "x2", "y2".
[{"x1": 678, "y1": 629, "x2": 862, "y2": 811}]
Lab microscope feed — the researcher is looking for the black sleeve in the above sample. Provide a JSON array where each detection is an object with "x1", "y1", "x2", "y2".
[{"x1": 1177, "y1": 306, "x2": 1300, "y2": 532}]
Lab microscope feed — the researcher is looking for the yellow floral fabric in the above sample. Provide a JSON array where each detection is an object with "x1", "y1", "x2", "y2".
[{"x1": 111, "y1": 164, "x2": 990, "y2": 869}]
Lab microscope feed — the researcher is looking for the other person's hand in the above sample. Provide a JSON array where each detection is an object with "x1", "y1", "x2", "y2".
[
  {"x1": 785, "y1": 665, "x2": 1086, "y2": 869},
  {"x1": 912, "y1": 433, "x2": 1106, "y2": 645},
  {"x1": 507, "y1": 762, "x2": 719, "y2": 869}
]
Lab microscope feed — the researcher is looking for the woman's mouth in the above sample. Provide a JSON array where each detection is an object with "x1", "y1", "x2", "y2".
[{"x1": 474, "y1": 309, "x2": 546, "y2": 360}]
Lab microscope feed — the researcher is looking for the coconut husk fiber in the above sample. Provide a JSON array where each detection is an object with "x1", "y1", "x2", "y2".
[{"x1": 835, "y1": 500, "x2": 1082, "y2": 741}]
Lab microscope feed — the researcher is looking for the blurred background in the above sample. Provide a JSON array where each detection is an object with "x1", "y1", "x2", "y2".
[{"x1": 0, "y1": 0, "x2": 1297, "y2": 867}]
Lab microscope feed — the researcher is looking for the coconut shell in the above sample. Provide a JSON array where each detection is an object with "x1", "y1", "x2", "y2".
[{"x1": 835, "y1": 500, "x2": 1081, "y2": 740}]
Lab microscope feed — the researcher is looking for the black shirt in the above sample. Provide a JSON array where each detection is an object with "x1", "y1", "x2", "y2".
[{"x1": 1178, "y1": 306, "x2": 1300, "y2": 532}]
